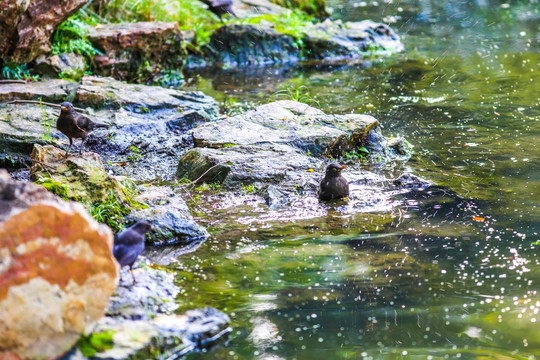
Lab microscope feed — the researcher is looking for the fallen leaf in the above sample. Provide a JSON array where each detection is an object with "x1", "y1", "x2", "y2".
[
  {"x1": 473, "y1": 216, "x2": 485, "y2": 222},
  {"x1": 307, "y1": 169, "x2": 314, "y2": 172}
]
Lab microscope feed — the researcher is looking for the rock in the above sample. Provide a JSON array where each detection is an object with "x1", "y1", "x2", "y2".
[
  {"x1": 0, "y1": 171, "x2": 117, "y2": 360},
  {"x1": 393, "y1": 173, "x2": 431, "y2": 189},
  {"x1": 0, "y1": 79, "x2": 77, "y2": 102},
  {"x1": 303, "y1": 20, "x2": 404, "y2": 61},
  {"x1": 187, "y1": 23, "x2": 300, "y2": 68},
  {"x1": 178, "y1": 101, "x2": 397, "y2": 189},
  {"x1": 0, "y1": 0, "x2": 91, "y2": 63},
  {"x1": 126, "y1": 186, "x2": 209, "y2": 247},
  {"x1": 107, "y1": 258, "x2": 180, "y2": 320},
  {"x1": 89, "y1": 307, "x2": 230, "y2": 359},
  {"x1": 187, "y1": 19, "x2": 403, "y2": 69},
  {"x1": 233, "y1": 0, "x2": 288, "y2": 16},
  {"x1": 87, "y1": 22, "x2": 184, "y2": 83},
  {"x1": 33, "y1": 53, "x2": 87, "y2": 80},
  {"x1": 30, "y1": 144, "x2": 128, "y2": 208},
  {"x1": 75, "y1": 76, "x2": 217, "y2": 112}
]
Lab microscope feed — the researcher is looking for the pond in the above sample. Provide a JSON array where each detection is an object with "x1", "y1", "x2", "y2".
[{"x1": 179, "y1": 0, "x2": 540, "y2": 358}]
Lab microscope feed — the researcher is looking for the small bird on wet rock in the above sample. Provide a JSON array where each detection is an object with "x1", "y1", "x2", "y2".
[
  {"x1": 56, "y1": 101, "x2": 109, "y2": 156},
  {"x1": 319, "y1": 162, "x2": 349, "y2": 201},
  {"x1": 197, "y1": 0, "x2": 236, "y2": 22},
  {"x1": 113, "y1": 220, "x2": 153, "y2": 283}
]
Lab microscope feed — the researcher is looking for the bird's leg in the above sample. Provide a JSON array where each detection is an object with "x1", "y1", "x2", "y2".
[
  {"x1": 79, "y1": 137, "x2": 86, "y2": 155},
  {"x1": 130, "y1": 264, "x2": 137, "y2": 284},
  {"x1": 62, "y1": 138, "x2": 73, "y2": 160}
]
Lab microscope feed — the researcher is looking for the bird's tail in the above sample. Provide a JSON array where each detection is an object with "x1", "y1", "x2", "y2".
[{"x1": 94, "y1": 122, "x2": 110, "y2": 129}]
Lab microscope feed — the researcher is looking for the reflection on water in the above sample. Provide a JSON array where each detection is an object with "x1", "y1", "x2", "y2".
[{"x1": 180, "y1": 0, "x2": 540, "y2": 358}]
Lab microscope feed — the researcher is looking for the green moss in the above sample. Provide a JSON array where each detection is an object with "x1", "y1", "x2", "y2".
[
  {"x1": 78, "y1": 330, "x2": 115, "y2": 357},
  {"x1": 270, "y1": 0, "x2": 328, "y2": 19},
  {"x1": 88, "y1": 191, "x2": 131, "y2": 232},
  {"x1": 35, "y1": 176, "x2": 70, "y2": 201}
]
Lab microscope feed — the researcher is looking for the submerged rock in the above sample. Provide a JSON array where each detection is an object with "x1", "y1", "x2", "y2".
[
  {"x1": 0, "y1": 170, "x2": 117, "y2": 360},
  {"x1": 87, "y1": 22, "x2": 184, "y2": 84}
]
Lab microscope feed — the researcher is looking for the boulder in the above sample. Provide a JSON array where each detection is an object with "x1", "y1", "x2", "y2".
[
  {"x1": 33, "y1": 53, "x2": 87, "y2": 80},
  {"x1": 0, "y1": 0, "x2": 91, "y2": 63},
  {"x1": 126, "y1": 185, "x2": 209, "y2": 247},
  {"x1": 187, "y1": 19, "x2": 404, "y2": 69},
  {"x1": 0, "y1": 79, "x2": 77, "y2": 102},
  {"x1": 178, "y1": 100, "x2": 399, "y2": 189},
  {"x1": 0, "y1": 170, "x2": 117, "y2": 360},
  {"x1": 87, "y1": 22, "x2": 184, "y2": 83},
  {"x1": 30, "y1": 144, "x2": 128, "y2": 208}
]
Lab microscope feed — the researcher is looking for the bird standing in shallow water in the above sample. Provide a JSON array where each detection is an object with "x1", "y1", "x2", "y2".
[
  {"x1": 319, "y1": 162, "x2": 349, "y2": 201},
  {"x1": 56, "y1": 101, "x2": 109, "y2": 156},
  {"x1": 113, "y1": 220, "x2": 153, "y2": 283},
  {"x1": 197, "y1": 0, "x2": 236, "y2": 22}
]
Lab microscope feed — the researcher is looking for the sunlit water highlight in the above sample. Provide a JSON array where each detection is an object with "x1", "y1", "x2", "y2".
[{"x1": 178, "y1": 0, "x2": 540, "y2": 358}]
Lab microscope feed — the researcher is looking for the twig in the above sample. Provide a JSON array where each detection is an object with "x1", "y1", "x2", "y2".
[
  {"x1": 179, "y1": 163, "x2": 223, "y2": 187},
  {"x1": 6, "y1": 100, "x2": 86, "y2": 112},
  {"x1": 0, "y1": 80, "x2": 26, "y2": 84}
]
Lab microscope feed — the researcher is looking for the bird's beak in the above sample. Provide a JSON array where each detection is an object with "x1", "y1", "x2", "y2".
[
  {"x1": 60, "y1": 106, "x2": 68, "y2": 111},
  {"x1": 340, "y1": 165, "x2": 347, "y2": 170}
]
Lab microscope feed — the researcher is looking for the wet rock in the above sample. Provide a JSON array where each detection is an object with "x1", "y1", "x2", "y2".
[
  {"x1": 87, "y1": 22, "x2": 184, "y2": 83},
  {"x1": 75, "y1": 75, "x2": 216, "y2": 112},
  {"x1": 393, "y1": 173, "x2": 431, "y2": 189},
  {"x1": 0, "y1": 0, "x2": 90, "y2": 63},
  {"x1": 107, "y1": 258, "x2": 179, "y2": 320},
  {"x1": 188, "y1": 23, "x2": 300, "y2": 68},
  {"x1": 178, "y1": 101, "x2": 402, "y2": 189},
  {"x1": 90, "y1": 307, "x2": 230, "y2": 359},
  {"x1": 0, "y1": 79, "x2": 77, "y2": 102},
  {"x1": 126, "y1": 186, "x2": 209, "y2": 247},
  {"x1": 233, "y1": 0, "x2": 288, "y2": 16},
  {"x1": 0, "y1": 170, "x2": 117, "y2": 360},
  {"x1": 303, "y1": 20, "x2": 404, "y2": 61},
  {"x1": 30, "y1": 144, "x2": 128, "y2": 207},
  {"x1": 187, "y1": 19, "x2": 403, "y2": 69},
  {"x1": 33, "y1": 53, "x2": 87, "y2": 80}
]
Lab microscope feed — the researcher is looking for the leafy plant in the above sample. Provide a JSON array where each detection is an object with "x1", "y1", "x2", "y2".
[
  {"x1": 1, "y1": 62, "x2": 38, "y2": 80},
  {"x1": 39, "y1": 98, "x2": 55, "y2": 141},
  {"x1": 344, "y1": 147, "x2": 369, "y2": 162},
  {"x1": 89, "y1": 192, "x2": 131, "y2": 232},
  {"x1": 127, "y1": 146, "x2": 142, "y2": 162},
  {"x1": 78, "y1": 330, "x2": 115, "y2": 357},
  {"x1": 241, "y1": 183, "x2": 257, "y2": 194},
  {"x1": 270, "y1": 84, "x2": 319, "y2": 106},
  {"x1": 50, "y1": 14, "x2": 101, "y2": 60}
]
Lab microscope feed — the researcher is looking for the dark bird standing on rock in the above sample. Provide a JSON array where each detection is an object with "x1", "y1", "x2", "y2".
[
  {"x1": 56, "y1": 101, "x2": 109, "y2": 156},
  {"x1": 197, "y1": 0, "x2": 236, "y2": 22},
  {"x1": 319, "y1": 162, "x2": 350, "y2": 201},
  {"x1": 113, "y1": 220, "x2": 153, "y2": 283}
]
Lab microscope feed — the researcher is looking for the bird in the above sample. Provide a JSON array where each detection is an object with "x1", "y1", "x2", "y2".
[
  {"x1": 56, "y1": 101, "x2": 109, "y2": 156},
  {"x1": 113, "y1": 220, "x2": 153, "y2": 283},
  {"x1": 319, "y1": 162, "x2": 349, "y2": 201},
  {"x1": 197, "y1": 0, "x2": 236, "y2": 22}
]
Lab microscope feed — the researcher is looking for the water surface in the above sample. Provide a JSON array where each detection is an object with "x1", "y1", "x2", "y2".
[{"x1": 179, "y1": 1, "x2": 540, "y2": 358}]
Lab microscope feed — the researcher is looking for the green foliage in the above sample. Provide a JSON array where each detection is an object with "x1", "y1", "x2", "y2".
[
  {"x1": 78, "y1": 330, "x2": 115, "y2": 357},
  {"x1": 344, "y1": 147, "x2": 369, "y2": 161},
  {"x1": 241, "y1": 183, "x2": 257, "y2": 194},
  {"x1": 270, "y1": 0, "x2": 328, "y2": 18},
  {"x1": 35, "y1": 176, "x2": 69, "y2": 200},
  {"x1": 39, "y1": 98, "x2": 55, "y2": 142},
  {"x1": 1, "y1": 62, "x2": 38, "y2": 80},
  {"x1": 239, "y1": 10, "x2": 314, "y2": 44},
  {"x1": 270, "y1": 84, "x2": 319, "y2": 105},
  {"x1": 89, "y1": 192, "x2": 131, "y2": 232},
  {"x1": 50, "y1": 14, "x2": 101, "y2": 60},
  {"x1": 127, "y1": 146, "x2": 142, "y2": 162}
]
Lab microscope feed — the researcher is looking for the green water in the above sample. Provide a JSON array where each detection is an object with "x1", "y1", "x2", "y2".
[{"x1": 179, "y1": 1, "x2": 540, "y2": 359}]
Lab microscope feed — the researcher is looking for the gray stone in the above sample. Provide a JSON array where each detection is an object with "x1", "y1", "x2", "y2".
[
  {"x1": 0, "y1": 79, "x2": 77, "y2": 102},
  {"x1": 33, "y1": 53, "x2": 87, "y2": 80}
]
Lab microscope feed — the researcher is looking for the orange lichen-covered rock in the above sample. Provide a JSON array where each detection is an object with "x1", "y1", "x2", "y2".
[{"x1": 0, "y1": 170, "x2": 118, "y2": 360}]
